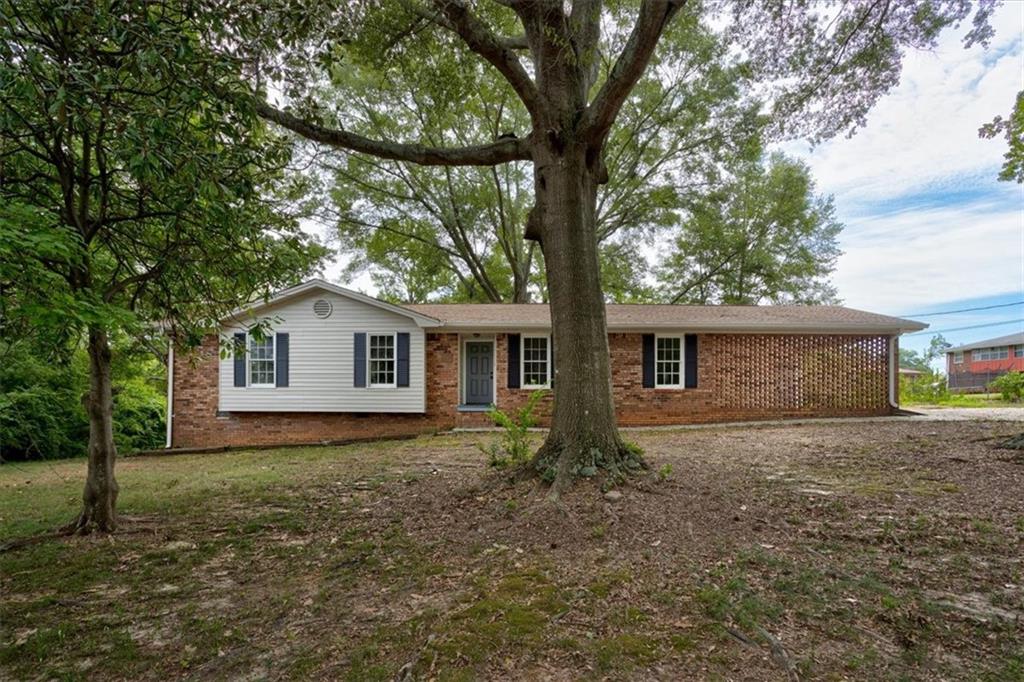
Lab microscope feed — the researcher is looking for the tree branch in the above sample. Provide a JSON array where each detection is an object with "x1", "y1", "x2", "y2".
[
  {"x1": 583, "y1": 0, "x2": 686, "y2": 146},
  {"x1": 432, "y1": 0, "x2": 543, "y2": 121},
  {"x1": 253, "y1": 98, "x2": 531, "y2": 166}
]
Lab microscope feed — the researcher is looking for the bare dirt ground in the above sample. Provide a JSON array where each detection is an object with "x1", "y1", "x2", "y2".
[{"x1": 2, "y1": 419, "x2": 1023, "y2": 680}]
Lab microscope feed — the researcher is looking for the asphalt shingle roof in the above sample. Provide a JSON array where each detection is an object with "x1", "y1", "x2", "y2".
[
  {"x1": 946, "y1": 332, "x2": 1024, "y2": 354},
  {"x1": 405, "y1": 303, "x2": 927, "y2": 333}
]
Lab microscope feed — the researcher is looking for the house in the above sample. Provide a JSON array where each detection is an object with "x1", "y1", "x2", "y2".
[
  {"x1": 166, "y1": 279, "x2": 927, "y2": 449},
  {"x1": 945, "y1": 332, "x2": 1024, "y2": 392}
]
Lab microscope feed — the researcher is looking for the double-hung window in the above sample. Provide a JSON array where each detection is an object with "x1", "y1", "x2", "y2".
[
  {"x1": 522, "y1": 335, "x2": 550, "y2": 388},
  {"x1": 655, "y1": 336, "x2": 683, "y2": 388},
  {"x1": 973, "y1": 347, "x2": 1009, "y2": 361},
  {"x1": 368, "y1": 333, "x2": 396, "y2": 387},
  {"x1": 248, "y1": 335, "x2": 275, "y2": 387},
  {"x1": 1016, "y1": 346, "x2": 1024, "y2": 358},
  {"x1": 953, "y1": 351, "x2": 963, "y2": 364}
]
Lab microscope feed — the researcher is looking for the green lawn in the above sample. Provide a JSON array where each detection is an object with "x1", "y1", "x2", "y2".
[
  {"x1": 2, "y1": 421, "x2": 1023, "y2": 680},
  {"x1": 902, "y1": 393, "x2": 1024, "y2": 408}
]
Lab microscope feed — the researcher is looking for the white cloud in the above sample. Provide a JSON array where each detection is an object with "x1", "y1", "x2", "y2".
[
  {"x1": 833, "y1": 194, "x2": 1023, "y2": 312},
  {"x1": 781, "y1": 3, "x2": 1024, "y2": 314},
  {"x1": 784, "y1": 3, "x2": 1024, "y2": 206}
]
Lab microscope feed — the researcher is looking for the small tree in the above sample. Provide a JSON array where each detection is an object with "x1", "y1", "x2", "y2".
[{"x1": 0, "y1": 0, "x2": 325, "y2": 532}]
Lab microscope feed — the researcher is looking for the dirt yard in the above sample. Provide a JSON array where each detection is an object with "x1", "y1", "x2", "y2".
[{"x1": 2, "y1": 419, "x2": 1023, "y2": 680}]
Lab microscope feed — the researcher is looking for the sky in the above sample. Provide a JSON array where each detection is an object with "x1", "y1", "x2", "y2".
[
  {"x1": 778, "y1": 3, "x2": 1024, "y2": 358},
  {"x1": 310, "y1": 5, "x2": 1024, "y2": 362}
]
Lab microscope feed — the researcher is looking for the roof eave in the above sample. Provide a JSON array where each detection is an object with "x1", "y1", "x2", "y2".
[{"x1": 220, "y1": 279, "x2": 442, "y2": 328}]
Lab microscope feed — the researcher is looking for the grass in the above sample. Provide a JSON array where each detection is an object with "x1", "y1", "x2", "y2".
[
  {"x1": 901, "y1": 392, "x2": 1024, "y2": 408},
  {"x1": 2, "y1": 421, "x2": 1023, "y2": 679}
]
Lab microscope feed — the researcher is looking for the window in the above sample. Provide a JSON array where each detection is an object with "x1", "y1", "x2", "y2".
[
  {"x1": 655, "y1": 336, "x2": 683, "y2": 387},
  {"x1": 953, "y1": 352, "x2": 963, "y2": 364},
  {"x1": 368, "y1": 334, "x2": 396, "y2": 387},
  {"x1": 972, "y1": 347, "x2": 1009, "y2": 361},
  {"x1": 248, "y1": 335, "x2": 275, "y2": 387},
  {"x1": 522, "y1": 336, "x2": 550, "y2": 387},
  {"x1": 1016, "y1": 345, "x2": 1024, "y2": 358}
]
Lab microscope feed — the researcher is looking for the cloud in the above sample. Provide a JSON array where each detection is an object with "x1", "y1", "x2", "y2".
[{"x1": 781, "y1": 3, "x2": 1024, "y2": 315}]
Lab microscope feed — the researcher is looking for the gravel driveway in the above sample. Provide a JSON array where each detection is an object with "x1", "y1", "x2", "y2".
[{"x1": 908, "y1": 406, "x2": 1024, "y2": 421}]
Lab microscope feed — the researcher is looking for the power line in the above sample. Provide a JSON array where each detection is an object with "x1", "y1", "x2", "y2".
[
  {"x1": 903, "y1": 318, "x2": 1024, "y2": 337},
  {"x1": 901, "y1": 300, "x2": 1024, "y2": 317}
]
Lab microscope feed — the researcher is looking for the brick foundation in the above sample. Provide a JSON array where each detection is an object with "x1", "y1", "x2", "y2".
[{"x1": 171, "y1": 331, "x2": 895, "y2": 449}]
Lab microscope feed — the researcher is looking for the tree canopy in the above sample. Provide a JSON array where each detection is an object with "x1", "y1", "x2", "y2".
[{"x1": 0, "y1": 0, "x2": 325, "y2": 531}]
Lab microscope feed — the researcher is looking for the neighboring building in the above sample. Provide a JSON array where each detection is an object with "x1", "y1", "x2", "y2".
[
  {"x1": 167, "y1": 279, "x2": 927, "y2": 449},
  {"x1": 945, "y1": 332, "x2": 1024, "y2": 392}
]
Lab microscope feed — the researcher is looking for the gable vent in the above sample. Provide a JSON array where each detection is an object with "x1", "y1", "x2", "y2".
[{"x1": 312, "y1": 299, "x2": 333, "y2": 319}]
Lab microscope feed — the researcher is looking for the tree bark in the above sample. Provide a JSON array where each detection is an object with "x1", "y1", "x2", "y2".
[
  {"x1": 67, "y1": 327, "x2": 119, "y2": 533},
  {"x1": 530, "y1": 144, "x2": 645, "y2": 494}
]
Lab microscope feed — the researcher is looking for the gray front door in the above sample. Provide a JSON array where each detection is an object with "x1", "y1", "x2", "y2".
[{"x1": 465, "y1": 342, "x2": 493, "y2": 405}]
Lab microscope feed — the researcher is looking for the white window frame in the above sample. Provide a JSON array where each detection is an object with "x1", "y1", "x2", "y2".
[
  {"x1": 1016, "y1": 346, "x2": 1024, "y2": 359},
  {"x1": 654, "y1": 334, "x2": 684, "y2": 389},
  {"x1": 367, "y1": 332, "x2": 398, "y2": 389},
  {"x1": 247, "y1": 333, "x2": 276, "y2": 388},
  {"x1": 953, "y1": 351, "x2": 963, "y2": 364},
  {"x1": 973, "y1": 347, "x2": 1009, "y2": 361},
  {"x1": 520, "y1": 334, "x2": 551, "y2": 389}
]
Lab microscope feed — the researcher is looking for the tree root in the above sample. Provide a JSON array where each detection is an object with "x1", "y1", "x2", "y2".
[{"x1": 531, "y1": 433, "x2": 647, "y2": 496}]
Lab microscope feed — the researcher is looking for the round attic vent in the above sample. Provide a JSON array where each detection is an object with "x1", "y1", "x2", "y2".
[{"x1": 312, "y1": 299, "x2": 333, "y2": 319}]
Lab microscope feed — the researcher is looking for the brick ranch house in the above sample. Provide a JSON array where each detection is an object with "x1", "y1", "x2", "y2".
[
  {"x1": 167, "y1": 279, "x2": 927, "y2": 449},
  {"x1": 945, "y1": 332, "x2": 1024, "y2": 392}
]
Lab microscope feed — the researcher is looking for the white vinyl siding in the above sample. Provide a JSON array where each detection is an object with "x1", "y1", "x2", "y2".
[
  {"x1": 368, "y1": 333, "x2": 396, "y2": 388},
  {"x1": 219, "y1": 290, "x2": 426, "y2": 413},
  {"x1": 248, "y1": 335, "x2": 275, "y2": 387},
  {"x1": 521, "y1": 335, "x2": 550, "y2": 388},
  {"x1": 655, "y1": 335, "x2": 683, "y2": 388}
]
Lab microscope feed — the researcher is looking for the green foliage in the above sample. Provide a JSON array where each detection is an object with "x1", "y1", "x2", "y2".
[
  {"x1": 657, "y1": 153, "x2": 842, "y2": 304},
  {"x1": 480, "y1": 391, "x2": 546, "y2": 469},
  {"x1": 657, "y1": 463, "x2": 674, "y2": 483},
  {"x1": 899, "y1": 371, "x2": 950, "y2": 405},
  {"x1": 899, "y1": 348, "x2": 930, "y2": 373},
  {"x1": 990, "y1": 372, "x2": 1024, "y2": 402},
  {"x1": 0, "y1": 341, "x2": 166, "y2": 461},
  {"x1": 979, "y1": 90, "x2": 1024, "y2": 184}
]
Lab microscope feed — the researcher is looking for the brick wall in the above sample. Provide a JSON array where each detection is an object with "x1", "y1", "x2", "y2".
[{"x1": 171, "y1": 331, "x2": 894, "y2": 448}]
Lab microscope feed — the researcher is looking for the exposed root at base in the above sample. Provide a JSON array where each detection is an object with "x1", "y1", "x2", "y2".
[{"x1": 531, "y1": 432, "x2": 647, "y2": 495}]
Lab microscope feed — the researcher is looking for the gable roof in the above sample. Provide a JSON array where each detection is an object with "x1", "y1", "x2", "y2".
[
  {"x1": 221, "y1": 279, "x2": 441, "y2": 328},
  {"x1": 946, "y1": 331, "x2": 1024, "y2": 354},
  {"x1": 223, "y1": 279, "x2": 925, "y2": 334},
  {"x1": 405, "y1": 303, "x2": 927, "y2": 334}
]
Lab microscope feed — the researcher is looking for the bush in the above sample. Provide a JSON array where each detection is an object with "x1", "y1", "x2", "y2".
[
  {"x1": 0, "y1": 340, "x2": 166, "y2": 461},
  {"x1": 899, "y1": 371, "x2": 949, "y2": 405},
  {"x1": 480, "y1": 390, "x2": 547, "y2": 469},
  {"x1": 991, "y1": 372, "x2": 1024, "y2": 402}
]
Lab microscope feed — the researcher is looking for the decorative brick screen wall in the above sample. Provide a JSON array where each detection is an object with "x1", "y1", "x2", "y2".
[{"x1": 171, "y1": 331, "x2": 895, "y2": 448}]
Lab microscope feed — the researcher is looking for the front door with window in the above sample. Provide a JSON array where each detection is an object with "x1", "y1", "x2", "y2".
[{"x1": 465, "y1": 341, "x2": 493, "y2": 405}]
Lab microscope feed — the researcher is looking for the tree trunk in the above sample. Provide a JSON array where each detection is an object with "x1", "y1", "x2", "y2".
[
  {"x1": 67, "y1": 327, "x2": 119, "y2": 533},
  {"x1": 531, "y1": 146, "x2": 645, "y2": 494}
]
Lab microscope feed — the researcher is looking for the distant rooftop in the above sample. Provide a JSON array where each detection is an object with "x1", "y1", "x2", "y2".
[{"x1": 946, "y1": 332, "x2": 1024, "y2": 354}]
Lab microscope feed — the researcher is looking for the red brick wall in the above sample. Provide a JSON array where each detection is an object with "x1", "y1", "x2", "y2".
[{"x1": 171, "y1": 331, "x2": 895, "y2": 448}]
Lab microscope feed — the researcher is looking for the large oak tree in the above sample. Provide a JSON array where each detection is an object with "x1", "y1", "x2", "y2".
[{"x1": 224, "y1": 0, "x2": 995, "y2": 493}]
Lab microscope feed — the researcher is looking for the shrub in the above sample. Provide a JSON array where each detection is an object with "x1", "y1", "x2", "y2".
[
  {"x1": 0, "y1": 340, "x2": 165, "y2": 461},
  {"x1": 991, "y1": 372, "x2": 1024, "y2": 402},
  {"x1": 480, "y1": 390, "x2": 547, "y2": 469},
  {"x1": 899, "y1": 371, "x2": 949, "y2": 405}
]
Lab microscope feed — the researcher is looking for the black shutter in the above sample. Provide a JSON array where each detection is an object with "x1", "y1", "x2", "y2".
[
  {"x1": 548, "y1": 334, "x2": 555, "y2": 386},
  {"x1": 396, "y1": 332, "x2": 410, "y2": 387},
  {"x1": 507, "y1": 333, "x2": 521, "y2": 389},
  {"x1": 641, "y1": 334, "x2": 655, "y2": 388},
  {"x1": 684, "y1": 334, "x2": 698, "y2": 388},
  {"x1": 233, "y1": 332, "x2": 246, "y2": 387},
  {"x1": 354, "y1": 333, "x2": 366, "y2": 388},
  {"x1": 275, "y1": 333, "x2": 289, "y2": 387}
]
